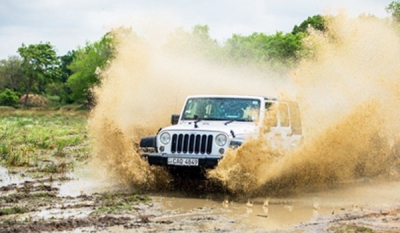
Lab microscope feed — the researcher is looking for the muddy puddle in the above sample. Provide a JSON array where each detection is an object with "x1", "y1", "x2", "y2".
[
  {"x1": 152, "y1": 195, "x2": 316, "y2": 231},
  {"x1": 61, "y1": 177, "x2": 400, "y2": 232},
  {"x1": 59, "y1": 176, "x2": 400, "y2": 232},
  {"x1": 148, "y1": 179, "x2": 400, "y2": 231}
]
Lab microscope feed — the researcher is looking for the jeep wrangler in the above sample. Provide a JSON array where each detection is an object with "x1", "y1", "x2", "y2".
[{"x1": 139, "y1": 95, "x2": 302, "y2": 169}]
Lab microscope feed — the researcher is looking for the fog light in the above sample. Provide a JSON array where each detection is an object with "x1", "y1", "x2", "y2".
[
  {"x1": 159, "y1": 146, "x2": 165, "y2": 152},
  {"x1": 218, "y1": 148, "x2": 225, "y2": 154}
]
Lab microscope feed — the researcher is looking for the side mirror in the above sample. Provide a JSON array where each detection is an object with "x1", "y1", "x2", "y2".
[{"x1": 171, "y1": 114, "x2": 180, "y2": 125}]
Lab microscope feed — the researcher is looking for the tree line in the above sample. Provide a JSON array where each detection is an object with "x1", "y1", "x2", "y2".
[{"x1": 0, "y1": 1, "x2": 398, "y2": 108}]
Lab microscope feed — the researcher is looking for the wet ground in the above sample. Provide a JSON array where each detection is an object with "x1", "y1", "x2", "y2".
[{"x1": 1, "y1": 166, "x2": 400, "y2": 232}]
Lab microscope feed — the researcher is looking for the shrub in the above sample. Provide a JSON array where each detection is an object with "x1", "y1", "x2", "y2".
[{"x1": 0, "y1": 89, "x2": 19, "y2": 106}]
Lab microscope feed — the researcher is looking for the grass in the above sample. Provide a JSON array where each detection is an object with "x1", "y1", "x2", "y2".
[
  {"x1": 0, "y1": 109, "x2": 90, "y2": 172},
  {"x1": 0, "y1": 192, "x2": 57, "y2": 203},
  {"x1": 0, "y1": 206, "x2": 29, "y2": 216}
]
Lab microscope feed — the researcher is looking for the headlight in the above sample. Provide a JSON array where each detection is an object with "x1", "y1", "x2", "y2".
[
  {"x1": 215, "y1": 134, "x2": 228, "y2": 146},
  {"x1": 159, "y1": 132, "x2": 171, "y2": 145}
]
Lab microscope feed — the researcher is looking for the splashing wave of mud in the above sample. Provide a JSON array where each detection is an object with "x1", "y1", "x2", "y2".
[
  {"x1": 88, "y1": 27, "x2": 282, "y2": 190},
  {"x1": 209, "y1": 14, "x2": 400, "y2": 196},
  {"x1": 89, "y1": 13, "x2": 400, "y2": 195}
]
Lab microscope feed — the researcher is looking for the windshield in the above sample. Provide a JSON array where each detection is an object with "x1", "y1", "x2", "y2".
[{"x1": 182, "y1": 97, "x2": 261, "y2": 121}]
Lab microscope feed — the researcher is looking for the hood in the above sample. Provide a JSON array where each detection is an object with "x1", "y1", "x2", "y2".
[{"x1": 160, "y1": 120, "x2": 259, "y2": 138}]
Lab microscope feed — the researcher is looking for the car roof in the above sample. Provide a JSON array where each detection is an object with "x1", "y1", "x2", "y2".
[{"x1": 185, "y1": 94, "x2": 277, "y2": 101}]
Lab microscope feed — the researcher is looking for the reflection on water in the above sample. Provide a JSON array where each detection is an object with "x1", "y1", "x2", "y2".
[{"x1": 58, "y1": 167, "x2": 126, "y2": 197}]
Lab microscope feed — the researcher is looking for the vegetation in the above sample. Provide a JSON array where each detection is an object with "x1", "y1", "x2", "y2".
[
  {"x1": 224, "y1": 31, "x2": 306, "y2": 72},
  {"x1": 292, "y1": 15, "x2": 326, "y2": 35},
  {"x1": 387, "y1": 0, "x2": 400, "y2": 22},
  {"x1": 0, "y1": 55, "x2": 23, "y2": 92},
  {"x1": 17, "y1": 43, "x2": 60, "y2": 107},
  {"x1": 67, "y1": 33, "x2": 115, "y2": 106},
  {"x1": 0, "y1": 88, "x2": 19, "y2": 106},
  {"x1": 0, "y1": 110, "x2": 89, "y2": 172},
  {"x1": 90, "y1": 192, "x2": 150, "y2": 215},
  {"x1": 0, "y1": 206, "x2": 29, "y2": 216}
]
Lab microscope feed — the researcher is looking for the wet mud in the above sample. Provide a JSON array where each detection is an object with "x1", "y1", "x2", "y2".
[{"x1": 1, "y1": 171, "x2": 400, "y2": 232}]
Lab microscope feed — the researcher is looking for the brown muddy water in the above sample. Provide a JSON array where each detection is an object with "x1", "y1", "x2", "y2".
[
  {"x1": 59, "y1": 178, "x2": 400, "y2": 232},
  {"x1": 1, "y1": 165, "x2": 400, "y2": 232}
]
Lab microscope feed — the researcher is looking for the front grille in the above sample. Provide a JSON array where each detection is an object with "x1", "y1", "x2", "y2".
[{"x1": 170, "y1": 134, "x2": 213, "y2": 154}]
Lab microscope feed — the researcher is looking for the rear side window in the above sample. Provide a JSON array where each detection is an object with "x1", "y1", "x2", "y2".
[{"x1": 265, "y1": 102, "x2": 277, "y2": 127}]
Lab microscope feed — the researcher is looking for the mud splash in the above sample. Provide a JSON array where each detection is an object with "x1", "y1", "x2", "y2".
[
  {"x1": 209, "y1": 14, "x2": 400, "y2": 196},
  {"x1": 88, "y1": 26, "x2": 283, "y2": 189},
  {"x1": 89, "y1": 13, "x2": 400, "y2": 195}
]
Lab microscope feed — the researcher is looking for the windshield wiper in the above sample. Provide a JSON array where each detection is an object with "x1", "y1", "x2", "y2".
[{"x1": 224, "y1": 120, "x2": 236, "y2": 125}]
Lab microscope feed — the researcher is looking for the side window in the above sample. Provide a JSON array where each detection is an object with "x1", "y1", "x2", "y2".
[
  {"x1": 279, "y1": 103, "x2": 290, "y2": 127},
  {"x1": 265, "y1": 102, "x2": 277, "y2": 127}
]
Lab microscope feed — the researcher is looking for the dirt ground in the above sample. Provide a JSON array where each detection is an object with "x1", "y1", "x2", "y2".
[{"x1": 1, "y1": 166, "x2": 399, "y2": 233}]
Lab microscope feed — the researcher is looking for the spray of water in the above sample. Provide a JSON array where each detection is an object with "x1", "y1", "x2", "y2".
[{"x1": 89, "y1": 13, "x2": 400, "y2": 195}]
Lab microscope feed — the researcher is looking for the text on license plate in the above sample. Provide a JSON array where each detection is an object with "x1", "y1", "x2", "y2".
[{"x1": 167, "y1": 158, "x2": 199, "y2": 166}]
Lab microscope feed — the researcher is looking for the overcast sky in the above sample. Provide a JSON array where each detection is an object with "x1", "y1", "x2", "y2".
[{"x1": 0, "y1": 0, "x2": 391, "y2": 59}]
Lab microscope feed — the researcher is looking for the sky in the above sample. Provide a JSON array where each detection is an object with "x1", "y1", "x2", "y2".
[{"x1": 0, "y1": 0, "x2": 391, "y2": 59}]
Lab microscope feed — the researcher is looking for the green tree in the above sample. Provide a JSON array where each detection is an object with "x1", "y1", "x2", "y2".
[
  {"x1": 0, "y1": 88, "x2": 19, "y2": 106},
  {"x1": 292, "y1": 15, "x2": 326, "y2": 35},
  {"x1": 225, "y1": 31, "x2": 305, "y2": 72},
  {"x1": 59, "y1": 51, "x2": 75, "y2": 83},
  {"x1": 387, "y1": 1, "x2": 400, "y2": 22},
  {"x1": 17, "y1": 42, "x2": 60, "y2": 106},
  {"x1": 67, "y1": 33, "x2": 115, "y2": 106},
  {"x1": 0, "y1": 56, "x2": 24, "y2": 92},
  {"x1": 164, "y1": 25, "x2": 224, "y2": 61},
  {"x1": 54, "y1": 51, "x2": 75, "y2": 104}
]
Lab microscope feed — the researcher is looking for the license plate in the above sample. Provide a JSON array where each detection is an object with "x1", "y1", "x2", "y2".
[{"x1": 167, "y1": 158, "x2": 199, "y2": 166}]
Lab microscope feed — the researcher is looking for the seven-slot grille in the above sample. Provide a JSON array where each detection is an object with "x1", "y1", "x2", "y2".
[{"x1": 170, "y1": 134, "x2": 213, "y2": 154}]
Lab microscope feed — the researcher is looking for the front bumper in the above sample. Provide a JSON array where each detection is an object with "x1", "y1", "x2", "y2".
[{"x1": 145, "y1": 153, "x2": 221, "y2": 168}]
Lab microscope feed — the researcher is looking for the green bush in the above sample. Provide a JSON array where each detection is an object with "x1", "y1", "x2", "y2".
[
  {"x1": 0, "y1": 89, "x2": 19, "y2": 106},
  {"x1": 47, "y1": 95, "x2": 61, "y2": 108}
]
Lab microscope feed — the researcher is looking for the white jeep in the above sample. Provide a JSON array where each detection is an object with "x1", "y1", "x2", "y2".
[{"x1": 140, "y1": 95, "x2": 302, "y2": 169}]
